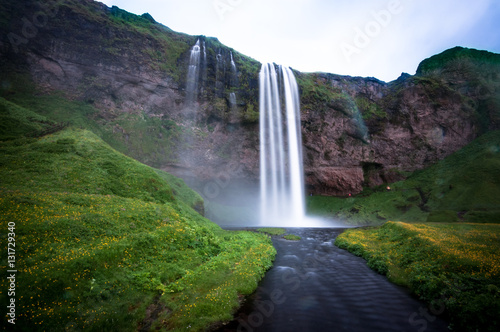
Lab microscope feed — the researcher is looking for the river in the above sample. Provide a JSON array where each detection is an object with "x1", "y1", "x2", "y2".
[{"x1": 217, "y1": 228, "x2": 449, "y2": 332}]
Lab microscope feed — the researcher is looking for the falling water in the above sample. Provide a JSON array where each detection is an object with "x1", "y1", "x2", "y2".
[
  {"x1": 229, "y1": 52, "x2": 239, "y2": 105},
  {"x1": 259, "y1": 63, "x2": 305, "y2": 226},
  {"x1": 229, "y1": 92, "x2": 237, "y2": 108},
  {"x1": 186, "y1": 39, "x2": 201, "y2": 106},
  {"x1": 215, "y1": 52, "x2": 224, "y2": 97},
  {"x1": 230, "y1": 52, "x2": 237, "y2": 74},
  {"x1": 202, "y1": 41, "x2": 207, "y2": 66},
  {"x1": 202, "y1": 41, "x2": 207, "y2": 82}
]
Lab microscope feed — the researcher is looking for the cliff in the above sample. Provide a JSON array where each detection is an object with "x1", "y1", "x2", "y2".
[{"x1": 1, "y1": 0, "x2": 499, "y2": 198}]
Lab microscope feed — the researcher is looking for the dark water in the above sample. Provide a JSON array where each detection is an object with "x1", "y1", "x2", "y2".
[{"x1": 217, "y1": 228, "x2": 449, "y2": 332}]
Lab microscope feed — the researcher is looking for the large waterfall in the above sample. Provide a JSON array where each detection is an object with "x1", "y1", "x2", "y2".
[{"x1": 259, "y1": 63, "x2": 305, "y2": 226}]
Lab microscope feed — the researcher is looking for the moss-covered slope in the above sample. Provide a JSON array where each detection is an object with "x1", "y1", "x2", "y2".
[{"x1": 0, "y1": 98, "x2": 275, "y2": 331}]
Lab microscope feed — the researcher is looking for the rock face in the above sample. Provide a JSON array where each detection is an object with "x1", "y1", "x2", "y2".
[
  {"x1": 1, "y1": 0, "x2": 499, "y2": 197},
  {"x1": 299, "y1": 69, "x2": 489, "y2": 195}
]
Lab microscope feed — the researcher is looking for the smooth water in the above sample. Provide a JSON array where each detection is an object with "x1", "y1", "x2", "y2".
[
  {"x1": 259, "y1": 64, "x2": 305, "y2": 226},
  {"x1": 217, "y1": 228, "x2": 449, "y2": 332}
]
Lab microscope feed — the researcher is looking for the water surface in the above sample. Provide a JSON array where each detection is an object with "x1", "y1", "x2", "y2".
[{"x1": 217, "y1": 228, "x2": 449, "y2": 332}]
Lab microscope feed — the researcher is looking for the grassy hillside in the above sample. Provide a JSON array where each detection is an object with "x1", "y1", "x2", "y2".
[
  {"x1": 0, "y1": 79, "x2": 186, "y2": 169},
  {"x1": 416, "y1": 46, "x2": 500, "y2": 76},
  {"x1": 0, "y1": 100, "x2": 275, "y2": 331},
  {"x1": 308, "y1": 130, "x2": 500, "y2": 225},
  {"x1": 335, "y1": 222, "x2": 500, "y2": 332}
]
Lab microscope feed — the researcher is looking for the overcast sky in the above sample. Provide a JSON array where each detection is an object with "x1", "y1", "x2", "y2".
[{"x1": 98, "y1": 0, "x2": 500, "y2": 82}]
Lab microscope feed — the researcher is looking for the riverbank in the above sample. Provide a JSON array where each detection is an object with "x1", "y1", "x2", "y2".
[{"x1": 335, "y1": 221, "x2": 500, "y2": 332}]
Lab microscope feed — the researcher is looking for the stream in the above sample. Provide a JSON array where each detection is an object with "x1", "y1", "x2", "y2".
[{"x1": 217, "y1": 228, "x2": 449, "y2": 332}]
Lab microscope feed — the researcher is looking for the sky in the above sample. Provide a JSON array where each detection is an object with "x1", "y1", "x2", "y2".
[{"x1": 98, "y1": 0, "x2": 500, "y2": 82}]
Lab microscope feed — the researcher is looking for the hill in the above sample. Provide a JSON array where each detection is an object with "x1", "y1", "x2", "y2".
[{"x1": 0, "y1": 98, "x2": 275, "y2": 331}]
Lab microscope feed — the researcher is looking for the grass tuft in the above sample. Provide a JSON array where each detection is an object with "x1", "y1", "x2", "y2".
[
  {"x1": 257, "y1": 228, "x2": 286, "y2": 236},
  {"x1": 283, "y1": 234, "x2": 301, "y2": 241}
]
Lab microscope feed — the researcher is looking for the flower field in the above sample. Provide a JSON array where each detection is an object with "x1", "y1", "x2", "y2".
[
  {"x1": 0, "y1": 127, "x2": 275, "y2": 331},
  {"x1": 335, "y1": 221, "x2": 500, "y2": 331}
]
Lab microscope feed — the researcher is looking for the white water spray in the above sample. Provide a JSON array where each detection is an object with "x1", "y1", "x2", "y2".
[{"x1": 259, "y1": 63, "x2": 305, "y2": 226}]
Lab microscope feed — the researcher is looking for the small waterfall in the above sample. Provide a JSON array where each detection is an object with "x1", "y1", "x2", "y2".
[
  {"x1": 229, "y1": 92, "x2": 236, "y2": 105},
  {"x1": 229, "y1": 51, "x2": 239, "y2": 88},
  {"x1": 202, "y1": 41, "x2": 207, "y2": 66},
  {"x1": 228, "y1": 52, "x2": 239, "y2": 112},
  {"x1": 202, "y1": 41, "x2": 207, "y2": 82},
  {"x1": 215, "y1": 52, "x2": 225, "y2": 97},
  {"x1": 259, "y1": 63, "x2": 305, "y2": 226},
  {"x1": 230, "y1": 52, "x2": 237, "y2": 74},
  {"x1": 186, "y1": 39, "x2": 201, "y2": 106},
  {"x1": 229, "y1": 92, "x2": 237, "y2": 112}
]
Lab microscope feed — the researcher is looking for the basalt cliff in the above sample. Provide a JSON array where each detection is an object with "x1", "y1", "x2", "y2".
[{"x1": 1, "y1": 0, "x2": 499, "y2": 198}]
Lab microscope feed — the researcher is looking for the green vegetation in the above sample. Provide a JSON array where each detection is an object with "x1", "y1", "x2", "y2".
[
  {"x1": 283, "y1": 234, "x2": 301, "y2": 241},
  {"x1": 296, "y1": 73, "x2": 349, "y2": 109},
  {"x1": 416, "y1": 46, "x2": 500, "y2": 76},
  {"x1": 307, "y1": 189, "x2": 427, "y2": 225},
  {"x1": 154, "y1": 170, "x2": 204, "y2": 215},
  {"x1": 58, "y1": 0, "x2": 192, "y2": 81},
  {"x1": 0, "y1": 81, "x2": 187, "y2": 168},
  {"x1": 0, "y1": 0, "x2": 263, "y2": 165},
  {"x1": 355, "y1": 96, "x2": 387, "y2": 120},
  {"x1": 257, "y1": 228, "x2": 286, "y2": 236},
  {"x1": 308, "y1": 130, "x2": 500, "y2": 225},
  {"x1": 257, "y1": 228, "x2": 301, "y2": 240},
  {"x1": 0, "y1": 97, "x2": 55, "y2": 140},
  {"x1": 0, "y1": 104, "x2": 275, "y2": 330},
  {"x1": 335, "y1": 221, "x2": 500, "y2": 332}
]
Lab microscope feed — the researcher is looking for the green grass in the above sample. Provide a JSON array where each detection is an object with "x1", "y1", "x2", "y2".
[
  {"x1": 0, "y1": 97, "x2": 56, "y2": 140},
  {"x1": 307, "y1": 188, "x2": 427, "y2": 225},
  {"x1": 296, "y1": 73, "x2": 352, "y2": 111},
  {"x1": 154, "y1": 170, "x2": 204, "y2": 215},
  {"x1": 257, "y1": 228, "x2": 301, "y2": 241},
  {"x1": 257, "y1": 228, "x2": 286, "y2": 236},
  {"x1": 416, "y1": 46, "x2": 500, "y2": 76},
  {"x1": 0, "y1": 86, "x2": 187, "y2": 168},
  {"x1": 404, "y1": 130, "x2": 500, "y2": 214},
  {"x1": 283, "y1": 234, "x2": 301, "y2": 241},
  {"x1": 307, "y1": 130, "x2": 500, "y2": 225},
  {"x1": 0, "y1": 128, "x2": 175, "y2": 204},
  {"x1": 335, "y1": 221, "x2": 500, "y2": 331},
  {"x1": 0, "y1": 126, "x2": 276, "y2": 331}
]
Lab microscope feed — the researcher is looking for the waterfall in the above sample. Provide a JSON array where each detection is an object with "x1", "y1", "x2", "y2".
[
  {"x1": 215, "y1": 52, "x2": 224, "y2": 97},
  {"x1": 202, "y1": 41, "x2": 207, "y2": 66},
  {"x1": 230, "y1": 51, "x2": 237, "y2": 74},
  {"x1": 259, "y1": 63, "x2": 305, "y2": 226},
  {"x1": 229, "y1": 52, "x2": 239, "y2": 106},
  {"x1": 202, "y1": 41, "x2": 207, "y2": 82},
  {"x1": 229, "y1": 92, "x2": 237, "y2": 108},
  {"x1": 186, "y1": 39, "x2": 201, "y2": 106}
]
